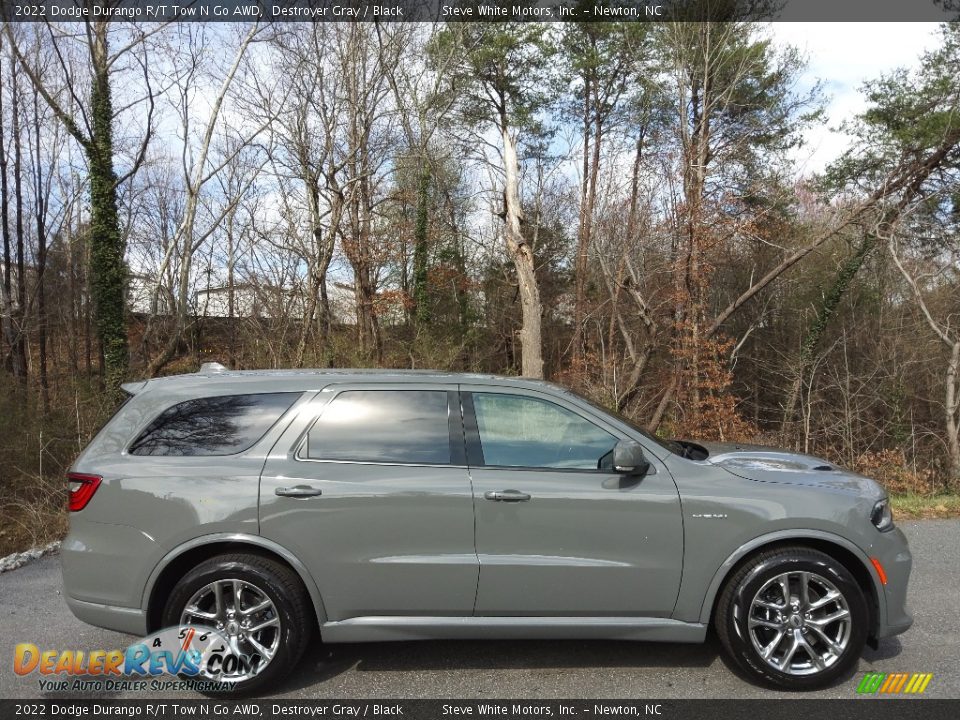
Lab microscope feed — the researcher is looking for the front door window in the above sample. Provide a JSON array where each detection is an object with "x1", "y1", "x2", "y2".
[{"x1": 472, "y1": 392, "x2": 617, "y2": 470}]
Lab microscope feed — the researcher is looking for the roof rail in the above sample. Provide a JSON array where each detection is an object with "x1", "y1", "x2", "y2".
[{"x1": 198, "y1": 362, "x2": 229, "y2": 374}]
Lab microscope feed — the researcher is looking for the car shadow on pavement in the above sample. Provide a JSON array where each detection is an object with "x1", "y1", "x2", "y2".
[
  {"x1": 273, "y1": 634, "x2": 905, "y2": 696},
  {"x1": 273, "y1": 637, "x2": 724, "y2": 694},
  {"x1": 712, "y1": 635, "x2": 905, "y2": 692},
  {"x1": 862, "y1": 637, "x2": 904, "y2": 662}
]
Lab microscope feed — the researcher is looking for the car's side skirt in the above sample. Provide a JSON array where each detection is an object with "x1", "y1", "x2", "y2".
[{"x1": 320, "y1": 616, "x2": 707, "y2": 643}]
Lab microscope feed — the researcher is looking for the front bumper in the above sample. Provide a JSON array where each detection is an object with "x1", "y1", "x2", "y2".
[{"x1": 873, "y1": 525, "x2": 913, "y2": 639}]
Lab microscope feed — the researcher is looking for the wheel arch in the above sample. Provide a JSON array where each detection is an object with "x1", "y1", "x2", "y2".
[
  {"x1": 698, "y1": 530, "x2": 884, "y2": 640},
  {"x1": 142, "y1": 533, "x2": 327, "y2": 633}
]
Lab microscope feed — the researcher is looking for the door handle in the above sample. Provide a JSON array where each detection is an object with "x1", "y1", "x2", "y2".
[
  {"x1": 484, "y1": 490, "x2": 531, "y2": 503},
  {"x1": 275, "y1": 485, "x2": 323, "y2": 498}
]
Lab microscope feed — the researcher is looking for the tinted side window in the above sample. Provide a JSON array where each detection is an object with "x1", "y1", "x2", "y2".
[
  {"x1": 129, "y1": 393, "x2": 300, "y2": 456},
  {"x1": 306, "y1": 390, "x2": 451, "y2": 465},
  {"x1": 472, "y1": 393, "x2": 617, "y2": 470}
]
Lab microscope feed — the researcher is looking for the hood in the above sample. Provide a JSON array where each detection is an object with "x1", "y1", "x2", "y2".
[{"x1": 695, "y1": 441, "x2": 884, "y2": 498}]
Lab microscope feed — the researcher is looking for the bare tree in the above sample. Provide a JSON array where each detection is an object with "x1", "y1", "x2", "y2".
[
  {"x1": 432, "y1": 24, "x2": 556, "y2": 378},
  {"x1": 145, "y1": 23, "x2": 265, "y2": 376},
  {"x1": 264, "y1": 25, "x2": 351, "y2": 366},
  {"x1": 889, "y1": 234, "x2": 960, "y2": 484},
  {"x1": 4, "y1": 14, "x2": 160, "y2": 390}
]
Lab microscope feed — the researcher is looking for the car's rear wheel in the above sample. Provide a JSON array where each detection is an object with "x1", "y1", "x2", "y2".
[
  {"x1": 161, "y1": 553, "x2": 312, "y2": 694},
  {"x1": 714, "y1": 546, "x2": 868, "y2": 689}
]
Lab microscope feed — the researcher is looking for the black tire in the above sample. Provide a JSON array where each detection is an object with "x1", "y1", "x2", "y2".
[
  {"x1": 162, "y1": 553, "x2": 313, "y2": 695},
  {"x1": 714, "y1": 546, "x2": 869, "y2": 690}
]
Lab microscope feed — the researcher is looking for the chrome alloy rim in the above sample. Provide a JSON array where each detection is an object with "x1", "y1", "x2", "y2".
[
  {"x1": 746, "y1": 571, "x2": 852, "y2": 676},
  {"x1": 180, "y1": 579, "x2": 281, "y2": 682}
]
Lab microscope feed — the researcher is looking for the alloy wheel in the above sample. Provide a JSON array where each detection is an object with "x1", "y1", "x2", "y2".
[
  {"x1": 746, "y1": 570, "x2": 852, "y2": 676},
  {"x1": 180, "y1": 578, "x2": 281, "y2": 683}
]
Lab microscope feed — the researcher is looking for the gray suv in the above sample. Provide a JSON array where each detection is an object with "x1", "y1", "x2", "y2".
[{"x1": 63, "y1": 366, "x2": 912, "y2": 692}]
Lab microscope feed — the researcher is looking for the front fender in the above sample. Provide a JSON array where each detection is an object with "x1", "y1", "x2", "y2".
[{"x1": 693, "y1": 529, "x2": 885, "y2": 630}]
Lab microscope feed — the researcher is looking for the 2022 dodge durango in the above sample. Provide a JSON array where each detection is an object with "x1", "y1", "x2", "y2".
[{"x1": 62, "y1": 366, "x2": 912, "y2": 693}]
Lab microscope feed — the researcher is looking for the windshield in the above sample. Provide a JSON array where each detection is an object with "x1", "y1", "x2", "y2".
[{"x1": 560, "y1": 388, "x2": 683, "y2": 456}]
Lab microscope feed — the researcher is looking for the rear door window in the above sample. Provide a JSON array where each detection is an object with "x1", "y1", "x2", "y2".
[
  {"x1": 305, "y1": 390, "x2": 452, "y2": 465},
  {"x1": 129, "y1": 392, "x2": 300, "y2": 456}
]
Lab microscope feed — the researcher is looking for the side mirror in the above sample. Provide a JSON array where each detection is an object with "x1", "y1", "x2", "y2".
[{"x1": 613, "y1": 439, "x2": 650, "y2": 476}]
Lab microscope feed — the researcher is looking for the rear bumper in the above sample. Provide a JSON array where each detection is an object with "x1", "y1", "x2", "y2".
[
  {"x1": 65, "y1": 595, "x2": 147, "y2": 637},
  {"x1": 61, "y1": 521, "x2": 156, "y2": 609},
  {"x1": 61, "y1": 519, "x2": 155, "y2": 638}
]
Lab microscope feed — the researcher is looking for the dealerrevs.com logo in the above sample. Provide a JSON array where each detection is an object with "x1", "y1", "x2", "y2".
[{"x1": 13, "y1": 626, "x2": 263, "y2": 692}]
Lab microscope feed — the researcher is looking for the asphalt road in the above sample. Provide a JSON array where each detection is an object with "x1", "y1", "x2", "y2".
[{"x1": 2, "y1": 520, "x2": 958, "y2": 700}]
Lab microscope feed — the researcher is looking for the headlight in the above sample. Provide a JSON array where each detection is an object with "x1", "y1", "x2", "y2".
[{"x1": 871, "y1": 498, "x2": 894, "y2": 531}]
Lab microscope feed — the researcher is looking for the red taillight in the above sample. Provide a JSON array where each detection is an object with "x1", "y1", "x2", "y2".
[{"x1": 67, "y1": 473, "x2": 102, "y2": 512}]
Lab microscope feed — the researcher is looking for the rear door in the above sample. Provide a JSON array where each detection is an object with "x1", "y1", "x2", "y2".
[
  {"x1": 464, "y1": 386, "x2": 684, "y2": 617},
  {"x1": 259, "y1": 384, "x2": 478, "y2": 621}
]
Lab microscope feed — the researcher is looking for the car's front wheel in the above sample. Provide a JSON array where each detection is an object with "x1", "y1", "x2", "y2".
[
  {"x1": 715, "y1": 546, "x2": 869, "y2": 689},
  {"x1": 161, "y1": 552, "x2": 312, "y2": 694}
]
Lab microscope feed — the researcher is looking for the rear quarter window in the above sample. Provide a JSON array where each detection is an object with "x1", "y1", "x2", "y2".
[{"x1": 129, "y1": 392, "x2": 300, "y2": 456}]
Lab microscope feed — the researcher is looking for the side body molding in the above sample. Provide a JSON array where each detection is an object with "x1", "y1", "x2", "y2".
[
  {"x1": 141, "y1": 532, "x2": 328, "y2": 627},
  {"x1": 694, "y1": 528, "x2": 886, "y2": 628}
]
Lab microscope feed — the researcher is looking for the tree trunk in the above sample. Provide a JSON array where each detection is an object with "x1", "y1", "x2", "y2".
[
  {"x1": 227, "y1": 220, "x2": 236, "y2": 367},
  {"x1": 11, "y1": 61, "x2": 29, "y2": 387},
  {"x1": 441, "y1": 185, "x2": 469, "y2": 335},
  {"x1": 33, "y1": 90, "x2": 49, "y2": 412},
  {"x1": 87, "y1": 22, "x2": 128, "y2": 391},
  {"x1": 572, "y1": 74, "x2": 592, "y2": 362},
  {"x1": 664, "y1": 26, "x2": 713, "y2": 426},
  {"x1": 296, "y1": 261, "x2": 320, "y2": 369},
  {"x1": 412, "y1": 166, "x2": 431, "y2": 326},
  {"x1": 359, "y1": 170, "x2": 383, "y2": 367},
  {"x1": 315, "y1": 201, "x2": 337, "y2": 355},
  {"x1": 66, "y1": 217, "x2": 78, "y2": 374},
  {"x1": 83, "y1": 232, "x2": 93, "y2": 377},
  {"x1": 295, "y1": 148, "x2": 338, "y2": 366},
  {"x1": 501, "y1": 124, "x2": 543, "y2": 379},
  {"x1": 946, "y1": 341, "x2": 960, "y2": 487},
  {"x1": 0, "y1": 46, "x2": 24, "y2": 382},
  {"x1": 346, "y1": 174, "x2": 383, "y2": 364},
  {"x1": 780, "y1": 232, "x2": 876, "y2": 438},
  {"x1": 295, "y1": 175, "x2": 322, "y2": 368}
]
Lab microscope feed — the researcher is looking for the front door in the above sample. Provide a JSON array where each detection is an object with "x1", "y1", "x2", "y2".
[
  {"x1": 464, "y1": 387, "x2": 683, "y2": 617},
  {"x1": 259, "y1": 384, "x2": 478, "y2": 621}
]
